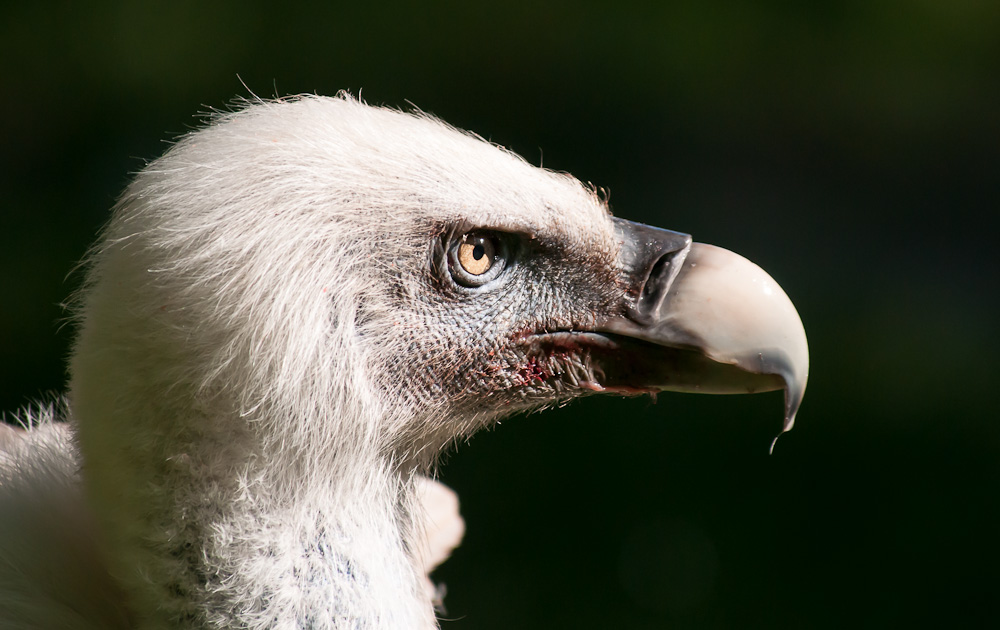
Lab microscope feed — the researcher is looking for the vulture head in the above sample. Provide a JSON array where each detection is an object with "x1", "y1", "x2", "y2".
[{"x1": 12, "y1": 94, "x2": 807, "y2": 628}]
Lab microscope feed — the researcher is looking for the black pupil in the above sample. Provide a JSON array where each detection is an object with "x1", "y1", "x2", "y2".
[{"x1": 473, "y1": 244, "x2": 485, "y2": 260}]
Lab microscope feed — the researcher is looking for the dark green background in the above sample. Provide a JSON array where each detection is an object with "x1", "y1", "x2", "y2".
[{"x1": 2, "y1": 2, "x2": 998, "y2": 627}]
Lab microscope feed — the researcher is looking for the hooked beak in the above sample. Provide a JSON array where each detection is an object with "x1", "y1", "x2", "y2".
[{"x1": 600, "y1": 218, "x2": 809, "y2": 437}]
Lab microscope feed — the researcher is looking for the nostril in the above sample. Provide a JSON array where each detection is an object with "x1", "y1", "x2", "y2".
[
  {"x1": 636, "y1": 247, "x2": 689, "y2": 321},
  {"x1": 640, "y1": 254, "x2": 673, "y2": 302}
]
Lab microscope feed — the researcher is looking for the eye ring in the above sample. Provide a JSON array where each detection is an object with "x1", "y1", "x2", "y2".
[{"x1": 448, "y1": 231, "x2": 507, "y2": 288}]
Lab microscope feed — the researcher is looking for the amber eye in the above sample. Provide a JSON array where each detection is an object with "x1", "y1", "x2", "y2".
[
  {"x1": 448, "y1": 231, "x2": 507, "y2": 288},
  {"x1": 458, "y1": 235, "x2": 496, "y2": 276}
]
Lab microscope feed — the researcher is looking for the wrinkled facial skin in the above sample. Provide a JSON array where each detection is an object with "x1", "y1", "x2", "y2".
[{"x1": 367, "y1": 214, "x2": 626, "y2": 439}]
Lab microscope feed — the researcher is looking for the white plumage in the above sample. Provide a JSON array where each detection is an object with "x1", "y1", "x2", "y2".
[{"x1": 0, "y1": 94, "x2": 807, "y2": 629}]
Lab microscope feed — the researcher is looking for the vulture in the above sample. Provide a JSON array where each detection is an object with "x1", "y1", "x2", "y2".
[{"x1": 0, "y1": 94, "x2": 808, "y2": 629}]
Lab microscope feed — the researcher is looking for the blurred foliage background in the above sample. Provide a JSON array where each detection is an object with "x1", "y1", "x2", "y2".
[{"x1": 2, "y1": 1, "x2": 998, "y2": 628}]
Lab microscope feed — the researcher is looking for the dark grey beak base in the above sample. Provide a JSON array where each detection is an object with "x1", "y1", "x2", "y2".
[{"x1": 613, "y1": 218, "x2": 692, "y2": 326}]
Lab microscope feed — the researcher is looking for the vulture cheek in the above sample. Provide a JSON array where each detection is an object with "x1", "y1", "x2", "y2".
[
  {"x1": 514, "y1": 356, "x2": 551, "y2": 385},
  {"x1": 487, "y1": 333, "x2": 603, "y2": 397}
]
